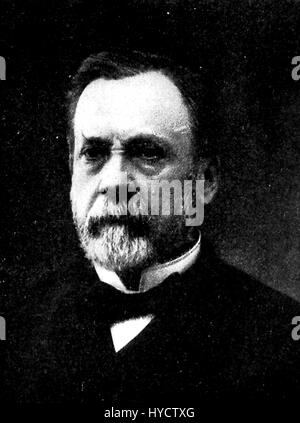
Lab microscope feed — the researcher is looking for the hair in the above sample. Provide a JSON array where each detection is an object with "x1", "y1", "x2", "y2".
[{"x1": 67, "y1": 49, "x2": 217, "y2": 170}]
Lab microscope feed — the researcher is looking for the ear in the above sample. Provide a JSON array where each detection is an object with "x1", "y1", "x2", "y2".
[
  {"x1": 69, "y1": 152, "x2": 74, "y2": 174},
  {"x1": 196, "y1": 156, "x2": 220, "y2": 204}
]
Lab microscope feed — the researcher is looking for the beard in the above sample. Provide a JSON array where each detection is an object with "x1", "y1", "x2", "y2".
[
  {"x1": 78, "y1": 219, "x2": 156, "y2": 273},
  {"x1": 71, "y1": 175, "x2": 200, "y2": 275},
  {"x1": 72, "y1": 196, "x2": 158, "y2": 273}
]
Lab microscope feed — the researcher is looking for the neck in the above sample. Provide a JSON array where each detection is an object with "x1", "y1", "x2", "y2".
[
  {"x1": 156, "y1": 227, "x2": 199, "y2": 261},
  {"x1": 94, "y1": 229, "x2": 201, "y2": 293},
  {"x1": 118, "y1": 228, "x2": 199, "y2": 290}
]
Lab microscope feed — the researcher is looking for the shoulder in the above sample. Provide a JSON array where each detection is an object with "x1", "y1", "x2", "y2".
[
  {"x1": 181, "y1": 245, "x2": 300, "y2": 396},
  {"x1": 194, "y1": 240, "x2": 300, "y2": 319},
  {"x1": 4, "y1": 255, "x2": 98, "y2": 402},
  {"x1": 212, "y1": 259, "x2": 300, "y2": 321}
]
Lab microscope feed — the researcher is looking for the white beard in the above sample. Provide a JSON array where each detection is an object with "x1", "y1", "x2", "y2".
[
  {"x1": 71, "y1": 191, "x2": 156, "y2": 272},
  {"x1": 70, "y1": 178, "x2": 195, "y2": 273},
  {"x1": 77, "y1": 221, "x2": 155, "y2": 272}
]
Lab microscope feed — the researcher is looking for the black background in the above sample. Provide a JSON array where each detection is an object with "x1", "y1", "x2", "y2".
[{"x1": 1, "y1": 0, "x2": 300, "y2": 304}]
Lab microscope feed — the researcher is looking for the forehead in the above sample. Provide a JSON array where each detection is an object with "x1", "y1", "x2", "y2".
[{"x1": 74, "y1": 71, "x2": 191, "y2": 139}]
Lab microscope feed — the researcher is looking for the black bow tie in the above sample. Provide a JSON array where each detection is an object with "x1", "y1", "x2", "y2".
[{"x1": 77, "y1": 272, "x2": 184, "y2": 324}]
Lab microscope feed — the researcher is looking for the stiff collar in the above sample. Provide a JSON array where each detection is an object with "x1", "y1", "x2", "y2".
[{"x1": 94, "y1": 233, "x2": 201, "y2": 294}]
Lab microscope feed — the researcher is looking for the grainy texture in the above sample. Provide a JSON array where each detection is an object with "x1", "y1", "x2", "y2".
[{"x1": 1, "y1": 0, "x2": 300, "y2": 304}]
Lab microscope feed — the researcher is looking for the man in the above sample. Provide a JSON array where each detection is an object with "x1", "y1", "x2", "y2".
[{"x1": 5, "y1": 50, "x2": 300, "y2": 403}]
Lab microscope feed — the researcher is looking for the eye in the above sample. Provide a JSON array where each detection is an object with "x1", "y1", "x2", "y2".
[
  {"x1": 128, "y1": 142, "x2": 167, "y2": 163},
  {"x1": 80, "y1": 144, "x2": 110, "y2": 161}
]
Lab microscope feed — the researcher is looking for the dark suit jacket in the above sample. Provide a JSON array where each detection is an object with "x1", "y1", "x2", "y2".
[{"x1": 4, "y1": 241, "x2": 300, "y2": 403}]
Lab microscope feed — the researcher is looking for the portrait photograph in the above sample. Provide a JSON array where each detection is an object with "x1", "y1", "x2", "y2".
[{"x1": 1, "y1": 0, "x2": 300, "y2": 414}]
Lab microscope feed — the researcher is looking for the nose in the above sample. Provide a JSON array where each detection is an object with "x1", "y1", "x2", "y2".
[{"x1": 98, "y1": 151, "x2": 136, "y2": 201}]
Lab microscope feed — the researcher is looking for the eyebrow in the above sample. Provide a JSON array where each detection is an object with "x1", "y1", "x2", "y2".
[
  {"x1": 81, "y1": 134, "x2": 112, "y2": 145},
  {"x1": 81, "y1": 133, "x2": 171, "y2": 146}
]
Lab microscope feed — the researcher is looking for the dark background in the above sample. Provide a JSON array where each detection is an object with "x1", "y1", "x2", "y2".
[{"x1": 1, "y1": 0, "x2": 300, "y2": 305}]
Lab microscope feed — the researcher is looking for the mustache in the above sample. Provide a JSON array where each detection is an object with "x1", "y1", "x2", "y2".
[{"x1": 87, "y1": 213, "x2": 151, "y2": 238}]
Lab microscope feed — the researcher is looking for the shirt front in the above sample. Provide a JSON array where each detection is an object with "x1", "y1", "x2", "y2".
[{"x1": 94, "y1": 233, "x2": 201, "y2": 352}]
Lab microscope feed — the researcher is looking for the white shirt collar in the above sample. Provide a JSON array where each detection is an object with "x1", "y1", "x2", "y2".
[{"x1": 94, "y1": 232, "x2": 201, "y2": 294}]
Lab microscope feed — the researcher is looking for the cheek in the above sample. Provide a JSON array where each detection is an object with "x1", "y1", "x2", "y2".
[
  {"x1": 70, "y1": 171, "x2": 96, "y2": 219},
  {"x1": 165, "y1": 149, "x2": 194, "y2": 181}
]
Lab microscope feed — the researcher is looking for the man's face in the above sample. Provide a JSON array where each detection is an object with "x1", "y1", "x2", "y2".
[{"x1": 71, "y1": 70, "x2": 200, "y2": 277}]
